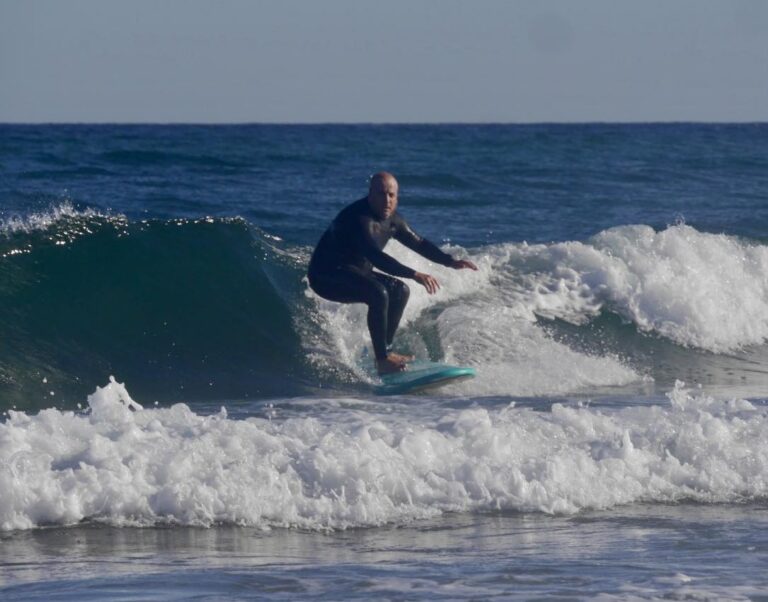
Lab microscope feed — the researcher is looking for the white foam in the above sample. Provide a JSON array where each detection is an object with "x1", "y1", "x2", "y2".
[
  {"x1": 3, "y1": 379, "x2": 768, "y2": 531},
  {"x1": 437, "y1": 303, "x2": 639, "y2": 396},
  {"x1": 503, "y1": 224, "x2": 768, "y2": 353}
]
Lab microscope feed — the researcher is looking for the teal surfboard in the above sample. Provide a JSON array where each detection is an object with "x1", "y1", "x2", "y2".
[{"x1": 373, "y1": 360, "x2": 476, "y2": 396}]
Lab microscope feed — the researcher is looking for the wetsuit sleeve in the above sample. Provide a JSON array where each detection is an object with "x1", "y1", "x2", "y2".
[
  {"x1": 358, "y1": 217, "x2": 418, "y2": 278},
  {"x1": 393, "y1": 215, "x2": 454, "y2": 267}
]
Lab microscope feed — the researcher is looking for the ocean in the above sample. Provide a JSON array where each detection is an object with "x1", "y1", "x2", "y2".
[{"x1": 2, "y1": 123, "x2": 768, "y2": 599}]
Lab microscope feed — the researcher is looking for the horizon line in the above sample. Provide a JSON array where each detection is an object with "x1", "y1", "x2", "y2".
[{"x1": 2, "y1": 120, "x2": 767, "y2": 126}]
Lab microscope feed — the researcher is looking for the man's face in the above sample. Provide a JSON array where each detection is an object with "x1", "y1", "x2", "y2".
[{"x1": 369, "y1": 177, "x2": 399, "y2": 219}]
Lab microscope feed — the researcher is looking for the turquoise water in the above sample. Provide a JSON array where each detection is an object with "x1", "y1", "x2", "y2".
[{"x1": 3, "y1": 124, "x2": 768, "y2": 599}]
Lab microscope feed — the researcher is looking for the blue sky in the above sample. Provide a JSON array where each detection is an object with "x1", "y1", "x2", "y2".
[{"x1": 1, "y1": 0, "x2": 767, "y2": 122}]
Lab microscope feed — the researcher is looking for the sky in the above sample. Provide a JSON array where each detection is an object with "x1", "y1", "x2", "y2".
[{"x1": 1, "y1": 0, "x2": 767, "y2": 123}]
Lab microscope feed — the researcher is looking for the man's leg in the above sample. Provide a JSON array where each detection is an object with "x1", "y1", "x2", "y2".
[
  {"x1": 308, "y1": 268, "x2": 391, "y2": 362},
  {"x1": 373, "y1": 273, "x2": 410, "y2": 347}
]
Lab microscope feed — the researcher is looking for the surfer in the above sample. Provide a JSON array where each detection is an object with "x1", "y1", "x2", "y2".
[{"x1": 308, "y1": 172, "x2": 478, "y2": 375}]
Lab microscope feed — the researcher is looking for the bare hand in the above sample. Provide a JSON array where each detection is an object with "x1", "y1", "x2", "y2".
[
  {"x1": 413, "y1": 272, "x2": 440, "y2": 294},
  {"x1": 451, "y1": 259, "x2": 478, "y2": 271}
]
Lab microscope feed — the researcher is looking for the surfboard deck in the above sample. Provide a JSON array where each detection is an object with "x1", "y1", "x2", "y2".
[{"x1": 373, "y1": 360, "x2": 476, "y2": 396}]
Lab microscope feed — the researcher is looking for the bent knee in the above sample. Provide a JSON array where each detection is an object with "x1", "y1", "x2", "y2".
[
  {"x1": 393, "y1": 280, "x2": 410, "y2": 303},
  {"x1": 367, "y1": 280, "x2": 390, "y2": 309}
]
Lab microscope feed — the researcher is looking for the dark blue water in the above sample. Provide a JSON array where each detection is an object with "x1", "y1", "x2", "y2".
[
  {"x1": 4, "y1": 124, "x2": 768, "y2": 247},
  {"x1": 3, "y1": 124, "x2": 768, "y2": 600}
]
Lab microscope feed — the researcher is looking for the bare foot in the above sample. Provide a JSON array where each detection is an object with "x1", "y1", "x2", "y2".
[
  {"x1": 387, "y1": 351, "x2": 414, "y2": 364},
  {"x1": 377, "y1": 355, "x2": 406, "y2": 375}
]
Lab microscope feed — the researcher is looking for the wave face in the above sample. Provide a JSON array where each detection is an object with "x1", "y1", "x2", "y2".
[
  {"x1": 1, "y1": 378, "x2": 767, "y2": 531},
  {"x1": 0, "y1": 206, "x2": 313, "y2": 408},
  {"x1": 5, "y1": 206, "x2": 768, "y2": 408}
]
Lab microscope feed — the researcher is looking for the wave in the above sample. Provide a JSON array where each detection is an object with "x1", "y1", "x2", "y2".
[
  {"x1": 0, "y1": 205, "x2": 315, "y2": 409},
  {"x1": 3, "y1": 205, "x2": 768, "y2": 408},
  {"x1": 1, "y1": 378, "x2": 767, "y2": 531}
]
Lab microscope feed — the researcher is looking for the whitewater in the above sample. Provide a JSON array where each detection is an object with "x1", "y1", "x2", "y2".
[{"x1": 3, "y1": 377, "x2": 768, "y2": 532}]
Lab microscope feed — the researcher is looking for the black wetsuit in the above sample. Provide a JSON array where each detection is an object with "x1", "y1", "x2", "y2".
[{"x1": 308, "y1": 197, "x2": 454, "y2": 360}]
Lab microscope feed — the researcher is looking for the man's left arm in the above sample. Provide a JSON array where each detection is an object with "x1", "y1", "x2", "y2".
[{"x1": 393, "y1": 215, "x2": 478, "y2": 271}]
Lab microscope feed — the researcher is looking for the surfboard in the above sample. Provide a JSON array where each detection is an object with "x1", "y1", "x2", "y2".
[{"x1": 373, "y1": 360, "x2": 476, "y2": 396}]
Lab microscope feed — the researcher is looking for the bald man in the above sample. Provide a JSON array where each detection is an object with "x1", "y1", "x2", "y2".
[{"x1": 308, "y1": 172, "x2": 477, "y2": 375}]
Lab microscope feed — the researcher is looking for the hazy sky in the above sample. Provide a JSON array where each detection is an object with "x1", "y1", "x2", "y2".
[{"x1": 1, "y1": 0, "x2": 767, "y2": 123}]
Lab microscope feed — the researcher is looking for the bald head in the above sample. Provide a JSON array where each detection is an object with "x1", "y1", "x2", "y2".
[
  {"x1": 368, "y1": 172, "x2": 399, "y2": 219},
  {"x1": 369, "y1": 171, "x2": 398, "y2": 193}
]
